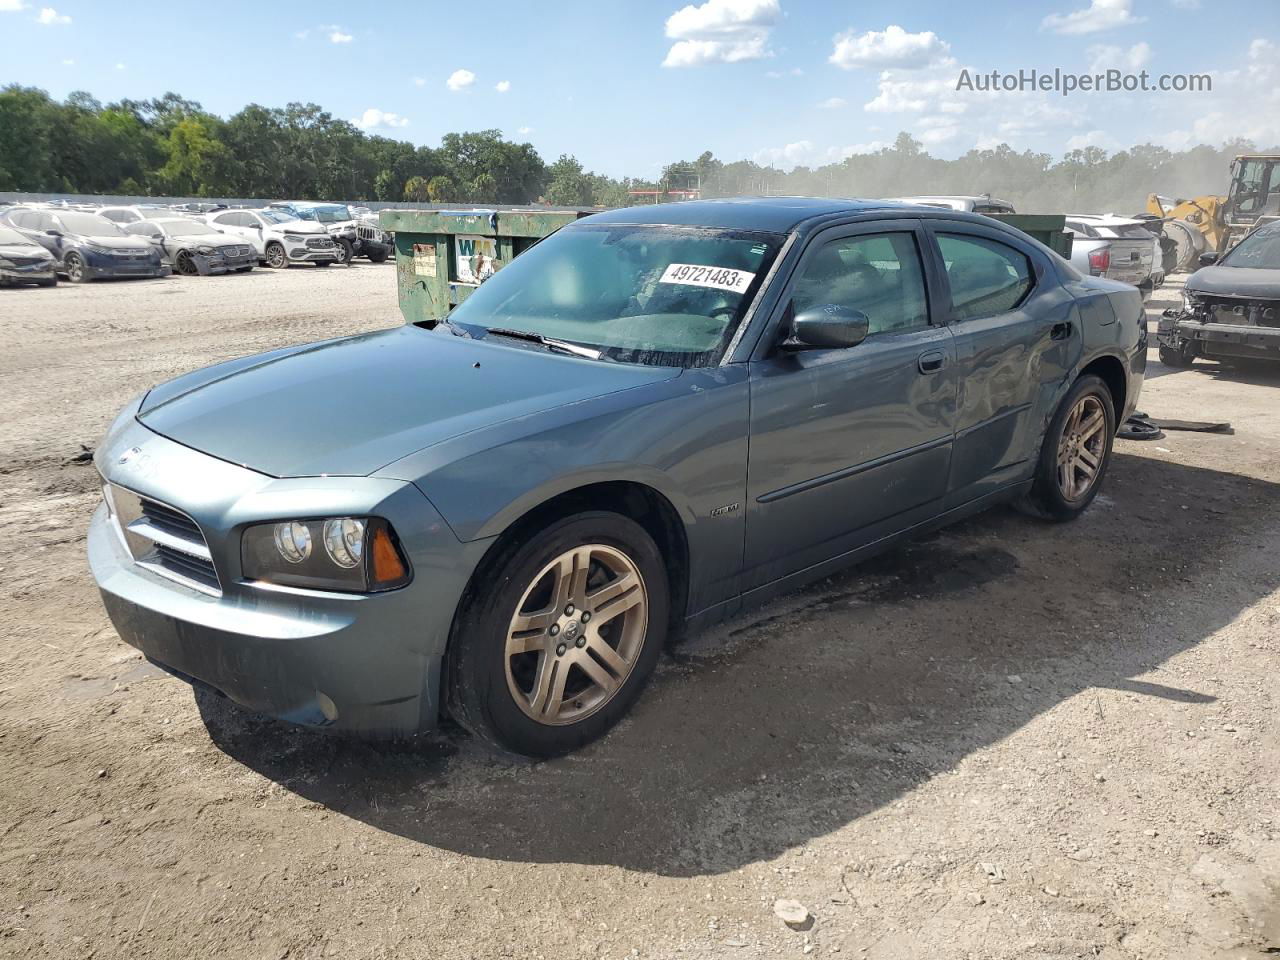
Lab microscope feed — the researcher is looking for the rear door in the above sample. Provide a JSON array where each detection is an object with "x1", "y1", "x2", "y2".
[
  {"x1": 925, "y1": 223, "x2": 1077, "y2": 507},
  {"x1": 744, "y1": 219, "x2": 957, "y2": 588}
]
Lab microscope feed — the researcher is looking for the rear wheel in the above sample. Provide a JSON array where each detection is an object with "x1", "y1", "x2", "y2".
[
  {"x1": 37, "y1": 277, "x2": 57, "y2": 287},
  {"x1": 366, "y1": 246, "x2": 390, "y2": 264},
  {"x1": 264, "y1": 242, "x2": 287, "y2": 269},
  {"x1": 446, "y1": 512, "x2": 668, "y2": 758},
  {"x1": 64, "y1": 251, "x2": 88, "y2": 283},
  {"x1": 1019, "y1": 374, "x2": 1115, "y2": 522}
]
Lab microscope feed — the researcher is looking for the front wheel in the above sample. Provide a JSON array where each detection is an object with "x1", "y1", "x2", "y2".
[
  {"x1": 335, "y1": 238, "x2": 354, "y2": 265},
  {"x1": 446, "y1": 512, "x2": 669, "y2": 757},
  {"x1": 366, "y1": 246, "x2": 390, "y2": 264},
  {"x1": 1159, "y1": 343, "x2": 1195, "y2": 368},
  {"x1": 64, "y1": 251, "x2": 88, "y2": 283},
  {"x1": 37, "y1": 277, "x2": 57, "y2": 287},
  {"x1": 264, "y1": 242, "x2": 287, "y2": 269},
  {"x1": 1019, "y1": 374, "x2": 1115, "y2": 522}
]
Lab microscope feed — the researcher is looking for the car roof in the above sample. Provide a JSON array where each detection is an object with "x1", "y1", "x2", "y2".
[{"x1": 577, "y1": 196, "x2": 910, "y2": 233}]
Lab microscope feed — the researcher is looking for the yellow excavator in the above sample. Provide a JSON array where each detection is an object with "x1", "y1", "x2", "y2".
[{"x1": 1146, "y1": 154, "x2": 1280, "y2": 271}]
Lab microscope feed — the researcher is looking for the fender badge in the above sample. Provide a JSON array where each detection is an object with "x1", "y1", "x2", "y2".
[{"x1": 710, "y1": 502, "x2": 741, "y2": 518}]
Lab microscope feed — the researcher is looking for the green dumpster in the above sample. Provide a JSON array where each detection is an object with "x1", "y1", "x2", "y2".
[
  {"x1": 379, "y1": 207, "x2": 591, "y2": 326},
  {"x1": 988, "y1": 214, "x2": 1074, "y2": 260}
]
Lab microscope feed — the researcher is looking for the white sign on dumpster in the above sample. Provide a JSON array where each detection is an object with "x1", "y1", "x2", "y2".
[{"x1": 455, "y1": 235, "x2": 498, "y2": 285}]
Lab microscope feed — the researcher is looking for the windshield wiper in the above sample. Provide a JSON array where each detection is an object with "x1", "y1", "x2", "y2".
[{"x1": 484, "y1": 327, "x2": 604, "y2": 360}]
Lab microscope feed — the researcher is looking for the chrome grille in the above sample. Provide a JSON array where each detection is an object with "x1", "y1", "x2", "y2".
[
  {"x1": 306, "y1": 237, "x2": 335, "y2": 249},
  {"x1": 106, "y1": 484, "x2": 221, "y2": 596}
]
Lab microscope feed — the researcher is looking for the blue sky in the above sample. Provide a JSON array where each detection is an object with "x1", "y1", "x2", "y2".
[{"x1": 2, "y1": 0, "x2": 1276, "y2": 177}]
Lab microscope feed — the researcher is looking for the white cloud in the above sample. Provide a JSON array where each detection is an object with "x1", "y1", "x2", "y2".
[
  {"x1": 1065, "y1": 129, "x2": 1120, "y2": 150},
  {"x1": 114, "y1": 62, "x2": 125, "y2": 70},
  {"x1": 662, "y1": 0, "x2": 779, "y2": 67},
  {"x1": 35, "y1": 6, "x2": 69, "y2": 24},
  {"x1": 817, "y1": 96, "x2": 846, "y2": 109},
  {"x1": 1161, "y1": 37, "x2": 1280, "y2": 147},
  {"x1": 353, "y1": 108, "x2": 409, "y2": 130},
  {"x1": 517, "y1": 126, "x2": 533, "y2": 135},
  {"x1": 830, "y1": 25, "x2": 950, "y2": 70},
  {"x1": 0, "y1": 0, "x2": 29, "y2": 10},
  {"x1": 765, "y1": 67, "x2": 803, "y2": 78},
  {"x1": 753, "y1": 139, "x2": 815, "y2": 169},
  {"x1": 1041, "y1": 0, "x2": 1144, "y2": 35},
  {"x1": 833, "y1": 141, "x2": 889, "y2": 158},
  {"x1": 495, "y1": 80, "x2": 511, "y2": 93},
  {"x1": 412, "y1": 76, "x2": 426, "y2": 87},
  {"x1": 61, "y1": 57, "x2": 72, "y2": 65},
  {"x1": 329, "y1": 29, "x2": 353, "y2": 43},
  {"x1": 1086, "y1": 41, "x2": 1152, "y2": 72},
  {"x1": 447, "y1": 68, "x2": 476, "y2": 91}
]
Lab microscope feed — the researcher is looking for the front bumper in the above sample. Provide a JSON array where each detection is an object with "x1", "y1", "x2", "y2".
[
  {"x1": 191, "y1": 252, "x2": 257, "y2": 275},
  {"x1": 286, "y1": 242, "x2": 340, "y2": 263},
  {"x1": 1159, "y1": 311, "x2": 1280, "y2": 362},
  {"x1": 0, "y1": 263, "x2": 55, "y2": 284},
  {"x1": 87, "y1": 415, "x2": 490, "y2": 737},
  {"x1": 83, "y1": 250, "x2": 169, "y2": 279}
]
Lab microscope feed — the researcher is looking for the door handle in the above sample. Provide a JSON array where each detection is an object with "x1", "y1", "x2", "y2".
[
  {"x1": 1051, "y1": 321, "x2": 1073, "y2": 341},
  {"x1": 917, "y1": 350, "x2": 947, "y2": 374}
]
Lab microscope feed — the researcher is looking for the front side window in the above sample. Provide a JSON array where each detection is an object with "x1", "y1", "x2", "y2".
[
  {"x1": 938, "y1": 233, "x2": 1034, "y2": 321},
  {"x1": 259, "y1": 210, "x2": 296, "y2": 225},
  {"x1": 56, "y1": 213, "x2": 126, "y2": 237},
  {"x1": 163, "y1": 220, "x2": 220, "y2": 238},
  {"x1": 791, "y1": 232, "x2": 929, "y2": 336},
  {"x1": 447, "y1": 223, "x2": 784, "y2": 367}
]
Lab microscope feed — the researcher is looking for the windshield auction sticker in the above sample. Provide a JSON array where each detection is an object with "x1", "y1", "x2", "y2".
[{"x1": 659, "y1": 263, "x2": 755, "y2": 294}]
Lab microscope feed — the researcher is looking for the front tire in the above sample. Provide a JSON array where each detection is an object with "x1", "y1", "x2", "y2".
[
  {"x1": 264, "y1": 242, "x2": 287, "y2": 269},
  {"x1": 1159, "y1": 343, "x2": 1195, "y2": 368},
  {"x1": 335, "y1": 238, "x2": 354, "y2": 265},
  {"x1": 446, "y1": 512, "x2": 669, "y2": 758},
  {"x1": 64, "y1": 251, "x2": 88, "y2": 283},
  {"x1": 1019, "y1": 374, "x2": 1115, "y2": 522}
]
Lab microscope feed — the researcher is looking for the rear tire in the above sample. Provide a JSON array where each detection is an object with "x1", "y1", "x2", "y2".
[
  {"x1": 366, "y1": 247, "x2": 390, "y2": 264},
  {"x1": 1018, "y1": 374, "x2": 1115, "y2": 522},
  {"x1": 37, "y1": 277, "x2": 57, "y2": 287},
  {"x1": 446, "y1": 511, "x2": 669, "y2": 758}
]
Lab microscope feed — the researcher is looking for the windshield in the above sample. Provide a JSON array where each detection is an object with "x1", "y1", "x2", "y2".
[
  {"x1": 446, "y1": 224, "x2": 784, "y2": 367},
  {"x1": 1222, "y1": 221, "x2": 1280, "y2": 269},
  {"x1": 58, "y1": 213, "x2": 124, "y2": 236},
  {"x1": 259, "y1": 210, "x2": 296, "y2": 225},
  {"x1": 0, "y1": 225, "x2": 35, "y2": 245},
  {"x1": 308, "y1": 206, "x2": 350, "y2": 223},
  {"x1": 164, "y1": 220, "x2": 219, "y2": 237}
]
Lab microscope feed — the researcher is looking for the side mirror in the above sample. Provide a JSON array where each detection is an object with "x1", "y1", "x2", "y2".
[
  {"x1": 45, "y1": 229, "x2": 62, "y2": 238},
  {"x1": 786, "y1": 304, "x2": 871, "y2": 350},
  {"x1": 253, "y1": 223, "x2": 263, "y2": 230},
  {"x1": 1197, "y1": 252, "x2": 1219, "y2": 267}
]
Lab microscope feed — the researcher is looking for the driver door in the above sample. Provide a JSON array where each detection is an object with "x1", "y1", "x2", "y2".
[{"x1": 743, "y1": 220, "x2": 957, "y2": 590}]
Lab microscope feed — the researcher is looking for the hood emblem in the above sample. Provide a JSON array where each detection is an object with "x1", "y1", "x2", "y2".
[{"x1": 118, "y1": 446, "x2": 142, "y2": 464}]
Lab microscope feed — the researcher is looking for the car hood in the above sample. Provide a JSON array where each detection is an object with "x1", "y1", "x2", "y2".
[
  {"x1": 137, "y1": 326, "x2": 681, "y2": 478},
  {"x1": 1185, "y1": 265, "x2": 1280, "y2": 298},
  {"x1": 272, "y1": 220, "x2": 328, "y2": 235},
  {"x1": 0, "y1": 242, "x2": 51, "y2": 260},
  {"x1": 80, "y1": 234, "x2": 151, "y2": 250}
]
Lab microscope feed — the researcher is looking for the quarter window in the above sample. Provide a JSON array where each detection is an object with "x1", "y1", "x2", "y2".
[
  {"x1": 937, "y1": 233, "x2": 1034, "y2": 321},
  {"x1": 792, "y1": 232, "x2": 929, "y2": 336}
]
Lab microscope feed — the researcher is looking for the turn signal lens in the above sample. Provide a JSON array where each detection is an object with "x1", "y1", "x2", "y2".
[{"x1": 370, "y1": 524, "x2": 409, "y2": 589}]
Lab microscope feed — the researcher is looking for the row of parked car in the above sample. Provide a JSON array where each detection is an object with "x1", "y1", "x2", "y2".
[{"x1": 0, "y1": 199, "x2": 395, "y2": 288}]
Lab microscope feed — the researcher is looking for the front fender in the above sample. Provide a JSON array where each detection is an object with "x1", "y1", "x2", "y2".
[{"x1": 379, "y1": 366, "x2": 753, "y2": 615}]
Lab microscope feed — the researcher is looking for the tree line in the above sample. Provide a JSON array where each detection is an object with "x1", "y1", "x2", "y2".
[{"x1": 1, "y1": 85, "x2": 1272, "y2": 213}]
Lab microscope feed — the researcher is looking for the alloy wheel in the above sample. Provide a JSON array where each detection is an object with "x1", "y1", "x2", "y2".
[
  {"x1": 265, "y1": 243, "x2": 286, "y2": 269},
  {"x1": 504, "y1": 544, "x2": 648, "y2": 726},
  {"x1": 1056, "y1": 394, "x2": 1107, "y2": 501},
  {"x1": 65, "y1": 253, "x2": 84, "y2": 282},
  {"x1": 175, "y1": 251, "x2": 198, "y2": 276}
]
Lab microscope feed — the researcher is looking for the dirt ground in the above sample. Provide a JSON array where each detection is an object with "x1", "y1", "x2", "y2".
[{"x1": 1, "y1": 262, "x2": 1277, "y2": 960}]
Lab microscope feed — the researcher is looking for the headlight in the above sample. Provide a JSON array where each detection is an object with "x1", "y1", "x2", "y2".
[
  {"x1": 196, "y1": 245, "x2": 216, "y2": 255},
  {"x1": 242, "y1": 517, "x2": 410, "y2": 593},
  {"x1": 1182, "y1": 291, "x2": 1201, "y2": 313},
  {"x1": 283, "y1": 232, "x2": 307, "y2": 241},
  {"x1": 85, "y1": 243, "x2": 114, "y2": 255},
  {"x1": 0, "y1": 257, "x2": 14, "y2": 269}
]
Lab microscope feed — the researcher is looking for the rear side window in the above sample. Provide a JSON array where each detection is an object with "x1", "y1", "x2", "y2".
[
  {"x1": 792, "y1": 232, "x2": 930, "y2": 336},
  {"x1": 937, "y1": 233, "x2": 1034, "y2": 321}
]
